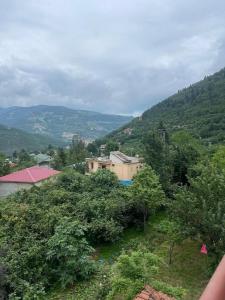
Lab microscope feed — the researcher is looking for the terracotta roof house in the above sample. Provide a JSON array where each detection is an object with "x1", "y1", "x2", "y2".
[
  {"x1": 134, "y1": 285, "x2": 175, "y2": 300},
  {"x1": 0, "y1": 166, "x2": 60, "y2": 197}
]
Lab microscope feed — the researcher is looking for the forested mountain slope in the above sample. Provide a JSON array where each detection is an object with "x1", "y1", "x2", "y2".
[
  {"x1": 0, "y1": 124, "x2": 60, "y2": 154},
  {"x1": 106, "y1": 68, "x2": 225, "y2": 146}
]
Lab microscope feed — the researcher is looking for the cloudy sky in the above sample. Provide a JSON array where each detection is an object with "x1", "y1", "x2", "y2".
[{"x1": 0, "y1": 0, "x2": 225, "y2": 115}]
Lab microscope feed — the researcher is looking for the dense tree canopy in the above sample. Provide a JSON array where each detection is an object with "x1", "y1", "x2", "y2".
[
  {"x1": 106, "y1": 250, "x2": 185, "y2": 300},
  {"x1": 131, "y1": 166, "x2": 165, "y2": 231},
  {"x1": 0, "y1": 153, "x2": 9, "y2": 176},
  {"x1": 0, "y1": 168, "x2": 162, "y2": 298},
  {"x1": 170, "y1": 161, "x2": 225, "y2": 260}
]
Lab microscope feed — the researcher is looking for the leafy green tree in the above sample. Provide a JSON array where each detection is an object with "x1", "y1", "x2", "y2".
[
  {"x1": 155, "y1": 220, "x2": 182, "y2": 265},
  {"x1": 88, "y1": 169, "x2": 119, "y2": 193},
  {"x1": 18, "y1": 149, "x2": 30, "y2": 163},
  {"x1": 46, "y1": 144, "x2": 55, "y2": 157},
  {"x1": 170, "y1": 163, "x2": 225, "y2": 261},
  {"x1": 171, "y1": 131, "x2": 203, "y2": 185},
  {"x1": 143, "y1": 125, "x2": 172, "y2": 192},
  {"x1": 0, "y1": 153, "x2": 10, "y2": 176},
  {"x1": 15, "y1": 149, "x2": 35, "y2": 169},
  {"x1": 53, "y1": 147, "x2": 67, "y2": 169},
  {"x1": 75, "y1": 190, "x2": 128, "y2": 242},
  {"x1": 106, "y1": 250, "x2": 185, "y2": 300},
  {"x1": 87, "y1": 142, "x2": 99, "y2": 156},
  {"x1": 57, "y1": 169, "x2": 87, "y2": 192},
  {"x1": 69, "y1": 140, "x2": 87, "y2": 164},
  {"x1": 105, "y1": 140, "x2": 119, "y2": 155},
  {"x1": 47, "y1": 218, "x2": 95, "y2": 287},
  {"x1": 212, "y1": 145, "x2": 225, "y2": 170},
  {"x1": 12, "y1": 150, "x2": 18, "y2": 161},
  {"x1": 131, "y1": 166, "x2": 165, "y2": 231}
]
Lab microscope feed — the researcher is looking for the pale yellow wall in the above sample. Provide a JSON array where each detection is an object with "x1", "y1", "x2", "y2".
[
  {"x1": 87, "y1": 160, "x2": 142, "y2": 180},
  {"x1": 110, "y1": 163, "x2": 142, "y2": 180},
  {"x1": 88, "y1": 161, "x2": 99, "y2": 173},
  {"x1": 87, "y1": 161, "x2": 111, "y2": 173}
]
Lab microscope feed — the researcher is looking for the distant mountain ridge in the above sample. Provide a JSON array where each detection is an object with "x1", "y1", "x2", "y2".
[
  {"x1": 106, "y1": 68, "x2": 225, "y2": 147},
  {"x1": 0, "y1": 105, "x2": 132, "y2": 142},
  {"x1": 0, "y1": 124, "x2": 61, "y2": 154}
]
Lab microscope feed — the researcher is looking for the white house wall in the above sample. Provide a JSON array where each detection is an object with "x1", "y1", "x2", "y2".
[{"x1": 0, "y1": 182, "x2": 33, "y2": 197}]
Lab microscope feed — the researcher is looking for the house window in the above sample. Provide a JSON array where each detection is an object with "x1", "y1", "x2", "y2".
[
  {"x1": 112, "y1": 164, "x2": 115, "y2": 167},
  {"x1": 91, "y1": 162, "x2": 94, "y2": 169},
  {"x1": 102, "y1": 165, "x2": 106, "y2": 169}
]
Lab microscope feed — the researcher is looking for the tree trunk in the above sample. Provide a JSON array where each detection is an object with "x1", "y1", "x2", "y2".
[
  {"x1": 143, "y1": 208, "x2": 147, "y2": 233},
  {"x1": 169, "y1": 241, "x2": 175, "y2": 265},
  {"x1": 143, "y1": 213, "x2": 146, "y2": 232}
]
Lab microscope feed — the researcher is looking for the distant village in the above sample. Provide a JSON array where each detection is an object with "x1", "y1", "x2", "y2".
[{"x1": 0, "y1": 133, "x2": 143, "y2": 197}]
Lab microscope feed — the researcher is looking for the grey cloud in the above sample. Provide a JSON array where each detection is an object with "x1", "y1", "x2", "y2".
[{"x1": 0, "y1": 0, "x2": 225, "y2": 114}]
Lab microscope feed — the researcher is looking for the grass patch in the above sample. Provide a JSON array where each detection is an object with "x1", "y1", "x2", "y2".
[
  {"x1": 98, "y1": 212, "x2": 165, "y2": 260},
  {"x1": 154, "y1": 239, "x2": 210, "y2": 299}
]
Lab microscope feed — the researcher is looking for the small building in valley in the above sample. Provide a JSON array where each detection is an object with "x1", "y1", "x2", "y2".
[
  {"x1": 86, "y1": 151, "x2": 143, "y2": 180},
  {"x1": 0, "y1": 166, "x2": 60, "y2": 197},
  {"x1": 31, "y1": 153, "x2": 53, "y2": 168}
]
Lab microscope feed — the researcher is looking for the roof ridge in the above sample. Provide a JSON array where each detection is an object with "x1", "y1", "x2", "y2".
[
  {"x1": 113, "y1": 151, "x2": 131, "y2": 162},
  {"x1": 26, "y1": 167, "x2": 36, "y2": 183}
]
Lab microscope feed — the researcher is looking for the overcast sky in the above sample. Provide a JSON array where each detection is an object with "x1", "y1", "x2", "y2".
[{"x1": 0, "y1": 0, "x2": 225, "y2": 115}]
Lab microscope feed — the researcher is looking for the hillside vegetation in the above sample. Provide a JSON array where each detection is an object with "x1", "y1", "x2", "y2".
[
  {"x1": 0, "y1": 124, "x2": 60, "y2": 154},
  {"x1": 2, "y1": 129, "x2": 225, "y2": 299},
  {"x1": 2, "y1": 68, "x2": 225, "y2": 300},
  {"x1": 106, "y1": 68, "x2": 225, "y2": 149}
]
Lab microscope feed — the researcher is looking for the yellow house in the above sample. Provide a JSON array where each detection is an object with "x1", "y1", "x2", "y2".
[{"x1": 86, "y1": 151, "x2": 143, "y2": 180}]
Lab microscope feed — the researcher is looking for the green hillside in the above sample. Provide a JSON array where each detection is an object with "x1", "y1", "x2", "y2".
[
  {"x1": 0, "y1": 124, "x2": 60, "y2": 154},
  {"x1": 106, "y1": 68, "x2": 225, "y2": 148}
]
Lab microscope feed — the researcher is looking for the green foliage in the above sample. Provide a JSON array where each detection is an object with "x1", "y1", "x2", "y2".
[
  {"x1": 69, "y1": 140, "x2": 87, "y2": 164},
  {"x1": 16, "y1": 149, "x2": 36, "y2": 169},
  {"x1": 211, "y1": 145, "x2": 225, "y2": 170},
  {"x1": 89, "y1": 169, "x2": 119, "y2": 192},
  {"x1": 154, "y1": 220, "x2": 183, "y2": 264},
  {"x1": 170, "y1": 162, "x2": 225, "y2": 260},
  {"x1": 57, "y1": 169, "x2": 87, "y2": 192},
  {"x1": 0, "y1": 169, "x2": 146, "y2": 298},
  {"x1": 171, "y1": 131, "x2": 204, "y2": 185},
  {"x1": 0, "y1": 153, "x2": 10, "y2": 176},
  {"x1": 106, "y1": 250, "x2": 184, "y2": 300},
  {"x1": 143, "y1": 126, "x2": 172, "y2": 191},
  {"x1": 104, "y1": 68, "x2": 225, "y2": 151},
  {"x1": 86, "y1": 142, "x2": 99, "y2": 156},
  {"x1": 53, "y1": 147, "x2": 67, "y2": 169},
  {"x1": 152, "y1": 281, "x2": 186, "y2": 299},
  {"x1": 0, "y1": 124, "x2": 59, "y2": 154},
  {"x1": 0, "y1": 199, "x2": 94, "y2": 298},
  {"x1": 105, "y1": 140, "x2": 119, "y2": 155},
  {"x1": 47, "y1": 218, "x2": 95, "y2": 287},
  {"x1": 130, "y1": 166, "x2": 165, "y2": 231}
]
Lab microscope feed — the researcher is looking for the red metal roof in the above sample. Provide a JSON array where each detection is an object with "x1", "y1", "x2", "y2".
[{"x1": 0, "y1": 166, "x2": 60, "y2": 183}]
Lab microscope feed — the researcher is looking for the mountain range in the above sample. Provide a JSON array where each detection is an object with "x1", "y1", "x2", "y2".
[
  {"x1": 106, "y1": 67, "x2": 225, "y2": 148},
  {"x1": 0, "y1": 105, "x2": 132, "y2": 143},
  {"x1": 1, "y1": 68, "x2": 225, "y2": 154}
]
